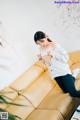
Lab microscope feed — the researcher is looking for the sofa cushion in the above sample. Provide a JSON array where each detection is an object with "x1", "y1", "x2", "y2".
[
  {"x1": 21, "y1": 71, "x2": 54, "y2": 107},
  {"x1": 26, "y1": 109, "x2": 64, "y2": 120},
  {"x1": 38, "y1": 87, "x2": 76, "y2": 118},
  {"x1": 10, "y1": 65, "x2": 44, "y2": 91},
  {"x1": 0, "y1": 87, "x2": 18, "y2": 109},
  {"x1": 1, "y1": 87, "x2": 18, "y2": 100},
  {"x1": 6, "y1": 95, "x2": 34, "y2": 119},
  {"x1": 69, "y1": 51, "x2": 80, "y2": 70}
]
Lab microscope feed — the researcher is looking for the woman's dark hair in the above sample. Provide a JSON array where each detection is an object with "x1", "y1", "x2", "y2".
[{"x1": 34, "y1": 31, "x2": 52, "y2": 43}]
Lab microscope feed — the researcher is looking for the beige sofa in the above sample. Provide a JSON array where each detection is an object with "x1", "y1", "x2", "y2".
[{"x1": 0, "y1": 51, "x2": 80, "y2": 120}]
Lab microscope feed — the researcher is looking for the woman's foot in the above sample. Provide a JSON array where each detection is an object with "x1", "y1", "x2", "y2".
[{"x1": 72, "y1": 68, "x2": 80, "y2": 78}]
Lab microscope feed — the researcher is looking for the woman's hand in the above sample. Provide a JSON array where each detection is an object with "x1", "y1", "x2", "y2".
[
  {"x1": 37, "y1": 54, "x2": 42, "y2": 60},
  {"x1": 37, "y1": 54, "x2": 46, "y2": 64},
  {"x1": 42, "y1": 55, "x2": 52, "y2": 65}
]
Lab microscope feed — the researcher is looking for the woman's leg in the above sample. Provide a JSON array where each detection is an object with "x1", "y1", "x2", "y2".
[
  {"x1": 54, "y1": 76, "x2": 67, "y2": 92},
  {"x1": 55, "y1": 74, "x2": 80, "y2": 97}
]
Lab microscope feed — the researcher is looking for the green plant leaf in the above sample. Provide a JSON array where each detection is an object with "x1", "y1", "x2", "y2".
[
  {"x1": 0, "y1": 108, "x2": 22, "y2": 120},
  {"x1": 0, "y1": 95, "x2": 26, "y2": 106}
]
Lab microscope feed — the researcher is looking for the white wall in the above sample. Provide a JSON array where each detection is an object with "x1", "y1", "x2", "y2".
[{"x1": 0, "y1": 0, "x2": 80, "y2": 89}]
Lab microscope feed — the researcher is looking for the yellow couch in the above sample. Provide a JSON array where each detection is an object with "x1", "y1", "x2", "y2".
[{"x1": 0, "y1": 51, "x2": 80, "y2": 120}]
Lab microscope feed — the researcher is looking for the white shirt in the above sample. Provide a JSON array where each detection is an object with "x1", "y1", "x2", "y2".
[{"x1": 39, "y1": 44, "x2": 72, "y2": 79}]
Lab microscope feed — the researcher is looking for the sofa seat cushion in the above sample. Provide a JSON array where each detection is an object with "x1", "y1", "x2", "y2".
[
  {"x1": 38, "y1": 88, "x2": 76, "y2": 118},
  {"x1": 26, "y1": 109, "x2": 64, "y2": 120},
  {"x1": 6, "y1": 95, "x2": 34, "y2": 119}
]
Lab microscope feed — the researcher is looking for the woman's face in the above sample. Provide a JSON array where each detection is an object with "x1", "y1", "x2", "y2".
[{"x1": 36, "y1": 38, "x2": 50, "y2": 48}]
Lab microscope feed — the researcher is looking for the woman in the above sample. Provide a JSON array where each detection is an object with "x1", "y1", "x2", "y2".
[{"x1": 34, "y1": 31, "x2": 80, "y2": 97}]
